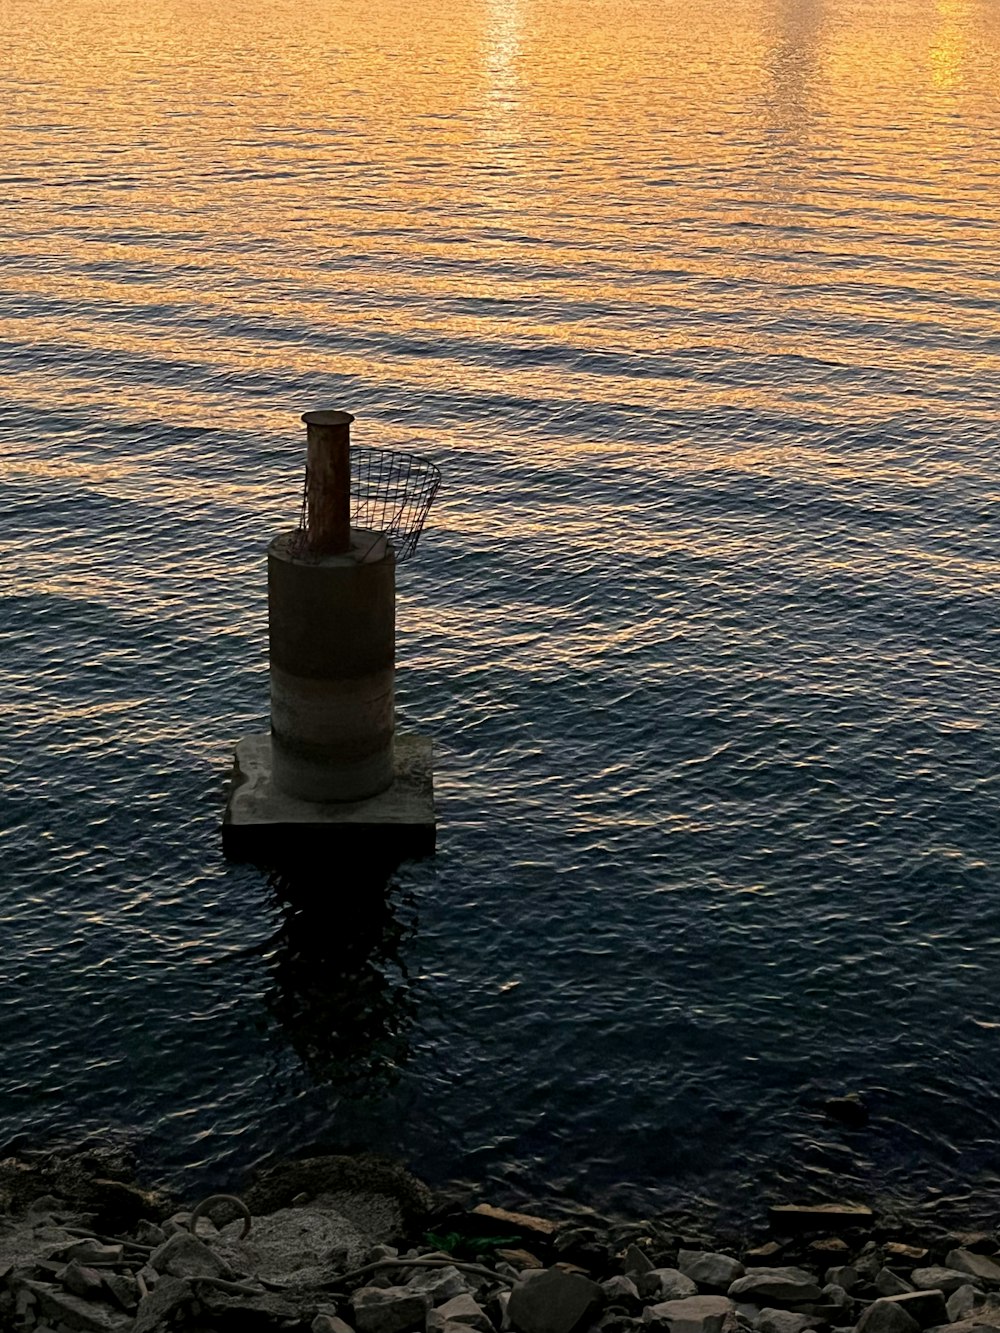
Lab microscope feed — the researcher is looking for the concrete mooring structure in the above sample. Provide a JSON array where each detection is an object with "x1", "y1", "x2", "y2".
[{"x1": 223, "y1": 410, "x2": 437, "y2": 863}]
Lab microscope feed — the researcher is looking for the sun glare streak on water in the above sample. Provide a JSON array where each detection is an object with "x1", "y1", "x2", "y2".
[{"x1": 1, "y1": 0, "x2": 999, "y2": 1221}]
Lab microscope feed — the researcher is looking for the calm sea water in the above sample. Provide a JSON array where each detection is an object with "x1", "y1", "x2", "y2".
[{"x1": 2, "y1": 0, "x2": 999, "y2": 1226}]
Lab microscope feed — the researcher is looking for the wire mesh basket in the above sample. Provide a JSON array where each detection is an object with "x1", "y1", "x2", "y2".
[{"x1": 296, "y1": 445, "x2": 441, "y2": 562}]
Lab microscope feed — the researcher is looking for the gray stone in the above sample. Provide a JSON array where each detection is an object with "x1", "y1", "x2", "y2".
[
  {"x1": 640, "y1": 1270, "x2": 700, "y2": 1301},
  {"x1": 854, "y1": 1248, "x2": 885, "y2": 1283},
  {"x1": 931, "y1": 1315, "x2": 1000, "y2": 1333},
  {"x1": 352, "y1": 1284, "x2": 432, "y2": 1333},
  {"x1": 132, "y1": 1276, "x2": 196, "y2": 1333},
  {"x1": 61, "y1": 1240, "x2": 125, "y2": 1266},
  {"x1": 910, "y1": 1270, "x2": 980, "y2": 1296},
  {"x1": 828, "y1": 1270, "x2": 860, "y2": 1295},
  {"x1": 948, "y1": 1287, "x2": 981, "y2": 1322},
  {"x1": 314, "y1": 1318, "x2": 357, "y2": 1333},
  {"x1": 149, "y1": 1229, "x2": 232, "y2": 1280},
  {"x1": 729, "y1": 1271, "x2": 823, "y2": 1305},
  {"x1": 103, "y1": 1273, "x2": 140, "y2": 1313},
  {"x1": 20, "y1": 1281, "x2": 127, "y2": 1333},
  {"x1": 853, "y1": 1300, "x2": 921, "y2": 1333},
  {"x1": 679, "y1": 1253, "x2": 746, "y2": 1291},
  {"x1": 753, "y1": 1310, "x2": 813, "y2": 1333},
  {"x1": 602, "y1": 1275, "x2": 642, "y2": 1310},
  {"x1": 218, "y1": 1203, "x2": 374, "y2": 1285},
  {"x1": 405, "y1": 1265, "x2": 473, "y2": 1304},
  {"x1": 624, "y1": 1246, "x2": 656, "y2": 1278},
  {"x1": 508, "y1": 1268, "x2": 604, "y2": 1333},
  {"x1": 874, "y1": 1292, "x2": 948, "y2": 1329},
  {"x1": 57, "y1": 1260, "x2": 105, "y2": 1298},
  {"x1": 876, "y1": 1271, "x2": 914, "y2": 1298},
  {"x1": 642, "y1": 1294, "x2": 735, "y2": 1333},
  {"x1": 947, "y1": 1254, "x2": 1000, "y2": 1287},
  {"x1": 823, "y1": 1285, "x2": 852, "y2": 1310},
  {"x1": 427, "y1": 1294, "x2": 493, "y2": 1332},
  {"x1": 134, "y1": 1220, "x2": 167, "y2": 1247}
]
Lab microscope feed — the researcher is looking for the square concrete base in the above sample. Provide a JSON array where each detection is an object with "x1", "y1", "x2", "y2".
[{"x1": 223, "y1": 733, "x2": 435, "y2": 863}]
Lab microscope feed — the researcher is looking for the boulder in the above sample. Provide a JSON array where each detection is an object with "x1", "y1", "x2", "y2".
[
  {"x1": 910, "y1": 1269, "x2": 979, "y2": 1296},
  {"x1": 16, "y1": 1280, "x2": 128, "y2": 1333},
  {"x1": 132, "y1": 1269, "x2": 197, "y2": 1333},
  {"x1": 625, "y1": 1245, "x2": 656, "y2": 1278},
  {"x1": 876, "y1": 1271, "x2": 913, "y2": 1298},
  {"x1": 679, "y1": 1252, "x2": 746, "y2": 1291},
  {"x1": 754, "y1": 1309, "x2": 814, "y2": 1333},
  {"x1": 405, "y1": 1265, "x2": 473, "y2": 1305},
  {"x1": 947, "y1": 1254, "x2": 1000, "y2": 1287},
  {"x1": 853, "y1": 1300, "x2": 921, "y2": 1333},
  {"x1": 641, "y1": 1270, "x2": 700, "y2": 1301},
  {"x1": 874, "y1": 1291, "x2": 948, "y2": 1328},
  {"x1": 427, "y1": 1293, "x2": 493, "y2": 1332},
  {"x1": 508, "y1": 1268, "x2": 604, "y2": 1333},
  {"x1": 60, "y1": 1239, "x2": 125, "y2": 1265},
  {"x1": 746, "y1": 1246, "x2": 784, "y2": 1266},
  {"x1": 884, "y1": 1247, "x2": 928, "y2": 1268},
  {"x1": 827, "y1": 1269, "x2": 860, "y2": 1294},
  {"x1": 642, "y1": 1294, "x2": 735, "y2": 1333},
  {"x1": 57, "y1": 1260, "x2": 105, "y2": 1298},
  {"x1": 729, "y1": 1270, "x2": 823, "y2": 1305},
  {"x1": 948, "y1": 1287, "x2": 981, "y2": 1322},
  {"x1": 823, "y1": 1285, "x2": 852, "y2": 1310},
  {"x1": 602, "y1": 1276, "x2": 642, "y2": 1310},
  {"x1": 314, "y1": 1318, "x2": 356, "y2": 1333},
  {"x1": 352, "y1": 1284, "x2": 432, "y2": 1333},
  {"x1": 149, "y1": 1230, "x2": 233, "y2": 1280},
  {"x1": 103, "y1": 1273, "x2": 140, "y2": 1313}
]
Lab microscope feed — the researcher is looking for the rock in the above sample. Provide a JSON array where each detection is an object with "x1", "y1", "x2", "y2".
[
  {"x1": 18, "y1": 1280, "x2": 129, "y2": 1333},
  {"x1": 928, "y1": 1320, "x2": 1000, "y2": 1333},
  {"x1": 823, "y1": 1285, "x2": 852, "y2": 1310},
  {"x1": 352, "y1": 1284, "x2": 432, "y2": 1333},
  {"x1": 625, "y1": 1245, "x2": 656, "y2": 1278},
  {"x1": 149, "y1": 1229, "x2": 233, "y2": 1280},
  {"x1": 642, "y1": 1294, "x2": 735, "y2": 1333},
  {"x1": 134, "y1": 1220, "x2": 167, "y2": 1247},
  {"x1": 810, "y1": 1240, "x2": 851, "y2": 1260},
  {"x1": 729, "y1": 1270, "x2": 823, "y2": 1305},
  {"x1": 946, "y1": 1254, "x2": 1000, "y2": 1286},
  {"x1": 601, "y1": 1276, "x2": 642, "y2": 1310},
  {"x1": 827, "y1": 1269, "x2": 860, "y2": 1294},
  {"x1": 876, "y1": 1270, "x2": 914, "y2": 1298},
  {"x1": 910, "y1": 1269, "x2": 979, "y2": 1296},
  {"x1": 943, "y1": 1237, "x2": 999, "y2": 1258},
  {"x1": 314, "y1": 1318, "x2": 356, "y2": 1333},
  {"x1": 753, "y1": 1310, "x2": 813, "y2": 1333},
  {"x1": 471, "y1": 1205, "x2": 562, "y2": 1242},
  {"x1": 885, "y1": 1247, "x2": 928, "y2": 1268},
  {"x1": 57, "y1": 1260, "x2": 105, "y2": 1298},
  {"x1": 246, "y1": 1154, "x2": 433, "y2": 1237},
  {"x1": 195, "y1": 1284, "x2": 304, "y2": 1328},
  {"x1": 507, "y1": 1268, "x2": 604, "y2": 1333},
  {"x1": 768, "y1": 1206, "x2": 874, "y2": 1234},
  {"x1": 404, "y1": 1265, "x2": 473, "y2": 1304},
  {"x1": 60, "y1": 1240, "x2": 125, "y2": 1265},
  {"x1": 427, "y1": 1293, "x2": 493, "y2": 1332},
  {"x1": 875, "y1": 1292, "x2": 949, "y2": 1328},
  {"x1": 853, "y1": 1300, "x2": 921, "y2": 1333},
  {"x1": 132, "y1": 1276, "x2": 197, "y2": 1333},
  {"x1": 499, "y1": 1249, "x2": 545, "y2": 1271},
  {"x1": 948, "y1": 1287, "x2": 981, "y2": 1322},
  {"x1": 679, "y1": 1252, "x2": 746, "y2": 1291},
  {"x1": 854, "y1": 1247, "x2": 885, "y2": 1282},
  {"x1": 102, "y1": 1273, "x2": 140, "y2": 1313},
  {"x1": 747, "y1": 1247, "x2": 785, "y2": 1265},
  {"x1": 218, "y1": 1203, "x2": 373, "y2": 1285},
  {"x1": 821, "y1": 1097, "x2": 869, "y2": 1129},
  {"x1": 642, "y1": 1271, "x2": 701, "y2": 1301}
]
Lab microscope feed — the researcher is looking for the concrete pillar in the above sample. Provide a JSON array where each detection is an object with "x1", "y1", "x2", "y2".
[{"x1": 268, "y1": 530, "x2": 396, "y2": 802}]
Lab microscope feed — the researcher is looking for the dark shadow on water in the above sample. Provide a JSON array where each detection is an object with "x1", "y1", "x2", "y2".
[{"x1": 261, "y1": 857, "x2": 418, "y2": 1092}]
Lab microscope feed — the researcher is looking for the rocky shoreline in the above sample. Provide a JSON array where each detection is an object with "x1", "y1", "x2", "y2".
[{"x1": 1, "y1": 1143, "x2": 998, "y2": 1333}]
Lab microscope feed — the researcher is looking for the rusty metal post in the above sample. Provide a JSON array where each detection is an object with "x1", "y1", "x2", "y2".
[{"x1": 302, "y1": 409, "x2": 354, "y2": 555}]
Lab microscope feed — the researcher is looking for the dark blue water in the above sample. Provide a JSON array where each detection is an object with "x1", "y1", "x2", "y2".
[{"x1": 1, "y1": 0, "x2": 999, "y2": 1225}]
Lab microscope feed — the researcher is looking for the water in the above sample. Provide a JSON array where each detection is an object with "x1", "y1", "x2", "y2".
[{"x1": 2, "y1": 0, "x2": 999, "y2": 1226}]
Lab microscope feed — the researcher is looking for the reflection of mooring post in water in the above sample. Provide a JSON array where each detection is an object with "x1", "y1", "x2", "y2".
[{"x1": 223, "y1": 410, "x2": 440, "y2": 863}]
